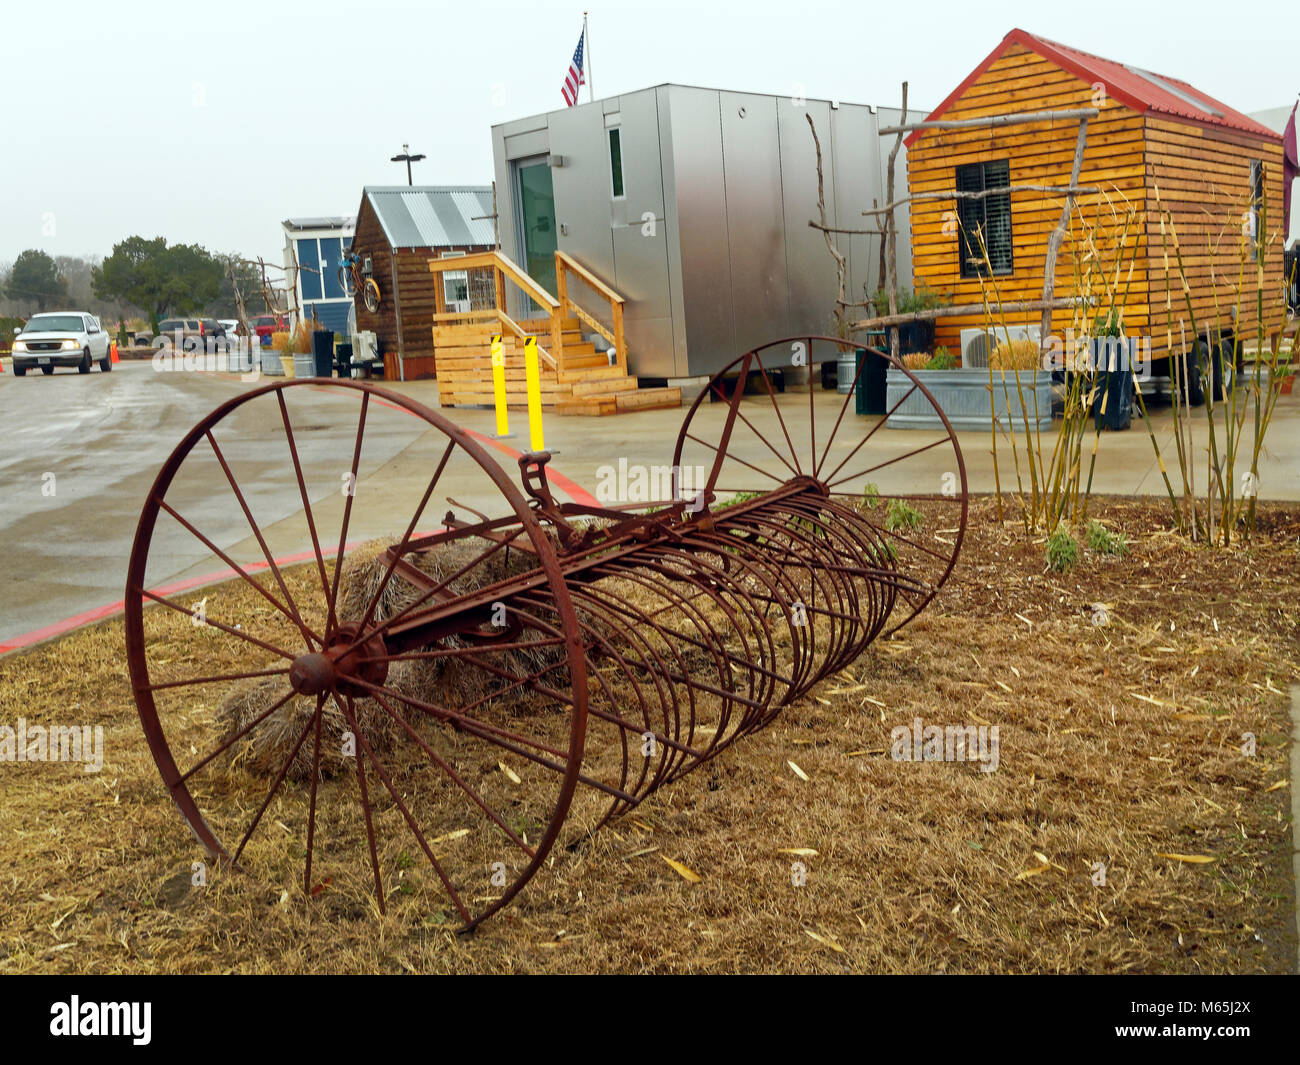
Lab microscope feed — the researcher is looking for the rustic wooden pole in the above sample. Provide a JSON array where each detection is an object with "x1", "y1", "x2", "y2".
[
  {"x1": 884, "y1": 82, "x2": 908, "y2": 359},
  {"x1": 848, "y1": 296, "x2": 1079, "y2": 333},
  {"x1": 1039, "y1": 116, "x2": 1090, "y2": 344},
  {"x1": 806, "y1": 114, "x2": 849, "y2": 333},
  {"x1": 878, "y1": 108, "x2": 1098, "y2": 135}
]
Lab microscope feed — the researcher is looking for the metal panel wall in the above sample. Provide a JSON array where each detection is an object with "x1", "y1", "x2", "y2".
[
  {"x1": 656, "y1": 86, "x2": 689, "y2": 375},
  {"x1": 668, "y1": 86, "x2": 735, "y2": 375},
  {"x1": 777, "y1": 97, "x2": 840, "y2": 340},
  {"x1": 607, "y1": 89, "x2": 675, "y2": 378},
  {"x1": 722, "y1": 92, "x2": 789, "y2": 354},
  {"x1": 492, "y1": 87, "x2": 909, "y2": 380},
  {"x1": 546, "y1": 102, "x2": 616, "y2": 279}
]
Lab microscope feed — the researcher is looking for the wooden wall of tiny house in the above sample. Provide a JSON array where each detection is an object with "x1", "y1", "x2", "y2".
[
  {"x1": 1142, "y1": 117, "x2": 1285, "y2": 353},
  {"x1": 906, "y1": 42, "x2": 1148, "y2": 358},
  {"x1": 908, "y1": 40, "x2": 1287, "y2": 364},
  {"x1": 348, "y1": 199, "x2": 490, "y2": 380}
]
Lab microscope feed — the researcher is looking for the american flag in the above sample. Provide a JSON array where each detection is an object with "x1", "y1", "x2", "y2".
[{"x1": 561, "y1": 30, "x2": 586, "y2": 107}]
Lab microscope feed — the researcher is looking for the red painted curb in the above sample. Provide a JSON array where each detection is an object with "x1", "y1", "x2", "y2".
[{"x1": 463, "y1": 427, "x2": 600, "y2": 508}]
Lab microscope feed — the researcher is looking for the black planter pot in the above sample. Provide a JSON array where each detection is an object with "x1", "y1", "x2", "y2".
[
  {"x1": 311, "y1": 329, "x2": 335, "y2": 378},
  {"x1": 893, "y1": 320, "x2": 935, "y2": 355},
  {"x1": 855, "y1": 348, "x2": 889, "y2": 415},
  {"x1": 1090, "y1": 336, "x2": 1134, "y2": 431}
]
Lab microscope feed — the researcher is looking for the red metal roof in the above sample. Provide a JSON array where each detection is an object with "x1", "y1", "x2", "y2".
[{"x1": 908, "y1": 28, "x2": 1281, "y2": 146}]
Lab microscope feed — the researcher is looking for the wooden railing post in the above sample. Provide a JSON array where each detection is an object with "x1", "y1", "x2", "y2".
[
  {"x1": 432, "y1": 261, "x2": 445, "y2": 318},
  {"x1": 612, "y1": 301, "x2": 626, "y2": 369},
  {"x1": 550, "y1": 309, "x2": 564, "y2": 374},
  {"x1": 554, "y1": 252, "x2": 569, "y2": 316}
]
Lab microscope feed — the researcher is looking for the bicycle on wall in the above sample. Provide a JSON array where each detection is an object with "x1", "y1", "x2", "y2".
[{"x1": 339, "y1": 252, "x2": 381, "y2": 313}]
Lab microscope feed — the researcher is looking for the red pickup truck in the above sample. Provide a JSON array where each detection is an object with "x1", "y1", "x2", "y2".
[{"x1": 249, "y1": 314, "x2": 287, "y2": 346}]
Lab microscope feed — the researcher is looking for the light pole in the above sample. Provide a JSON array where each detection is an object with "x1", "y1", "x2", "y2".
[{"x1": 390, "y1": 144, "x2": 426, "y2": 186}]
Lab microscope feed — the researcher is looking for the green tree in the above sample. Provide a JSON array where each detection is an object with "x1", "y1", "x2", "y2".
[
  {"x1": 92, "y1": 236, "x2": 224, "y2": 331},
  {"x1": 5, "y1": 249, "x2": 67, "y2": 312}
]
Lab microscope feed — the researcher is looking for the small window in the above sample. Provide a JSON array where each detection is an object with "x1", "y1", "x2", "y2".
[
  {"x1": 608, "y1": 127, "x2": 625, "y2": 199},
  {"x1": 955, "y1": 159, "x2": 1013, "y2": 278}
]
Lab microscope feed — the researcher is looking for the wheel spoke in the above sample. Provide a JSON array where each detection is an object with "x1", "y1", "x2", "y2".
[
  {"x1": 822, "y1": 382, "x2": 918, "y2": 485},
  {"x1": 327, "y1": 392, "x2": 370, "y2": 637},
  {"x1": 278, "y1": 390, "x2": 335, "y2": 631},
  {"x1": 148, "y1": 665, "x2": 289, "y2": 692},
  {"x1": 232, "y1": 701, "x2": 318, "y2": 864},
  {"x1": 206, "y1": 431, "x2": 319, "y2": 648},
  {"x1": 368, "y1": 689, "x2": 537, "y2": 858},
  {"x1": 304, "y1": 694, "x2": 325, "y2": 893},
  {"x1": 179, "y1": 687, "x2": 298, "y2": 783},
  {"x1": 826, "y1": 436, "x2": 953, "y2": 489},
  {"x1": 704, "y1": 376, "x2": 800, "y2": 480},
  {"x1": 353, "y1": 438, "x2": 455, "y2": 636},
  {"x1": 139, "y1": 588, "x2": 297, "y2": 661},
  {"x1": 345, "y1": 697, "x2": 471, "y2": 924},
  {"x1": 752, "y1": 351, "x2": 804, "y2": 479},
  {"x1": 156, "y1": 498, "x2": 313, "y2": 640},
  {"x1": 337, "y1": 694, "x2": 386, "y2": 915}
]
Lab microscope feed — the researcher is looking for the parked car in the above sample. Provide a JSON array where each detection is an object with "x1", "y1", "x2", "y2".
[
  {"x1": 156, "y1": 318, "x2": 204, "y2": 346},
  {"x1": 218, "y1": 319, "x2": 241, "y2": 338},
  {"x1": 249, "y1": 313, "x2": 287, "y2": 346},
  {"x1": 199, "y1": 318, "x2": 226, "y2": 339},
  {"x1": 11, "y1": 312, "x2": 112, "y2": 375}
]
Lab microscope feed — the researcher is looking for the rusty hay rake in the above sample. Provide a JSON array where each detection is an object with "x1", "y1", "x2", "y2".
[{"x1": 125, "y1": 336, "x2": 967, "y2": 929}]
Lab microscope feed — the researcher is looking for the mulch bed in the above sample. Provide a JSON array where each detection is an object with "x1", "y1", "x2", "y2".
[{"x1": 0, "y1": 496, "x2": 1294, "y2": 973}]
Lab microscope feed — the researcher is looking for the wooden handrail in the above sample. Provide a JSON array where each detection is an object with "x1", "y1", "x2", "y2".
[
  {"x1": 496, "y1": 310, "x2": 557, "y2": 371},
  {"x1": 429, "y1": 250, "x2": 559, "y2": 310},
  {"x1": 555, "y1": 250, "x2": 625, "y2": 306},
  {"x1": 429, "y1": 249, "x2": 564, "y2": 369},
  {"x1": 554, "y1": 251, "x2": 627, "y2": 371}
]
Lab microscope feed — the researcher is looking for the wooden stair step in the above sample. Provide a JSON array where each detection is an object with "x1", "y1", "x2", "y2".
[
  {"x1": 570, "y1": 376, "x2": 640, "y2": 397},
  {"x1": 617, "y1": 387, "x2": 682, "y2": 411},
  {"x1": 552, "y1": 386, "x2": 682, "y2": 416},
  {"x1": 553, "y1": 395, "x2": 620, "y2": 416}
]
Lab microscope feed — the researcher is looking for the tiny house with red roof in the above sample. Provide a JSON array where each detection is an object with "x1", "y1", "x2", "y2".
[{"x1": 907, "y1": 28, "x2": 1285, "y2": 394}]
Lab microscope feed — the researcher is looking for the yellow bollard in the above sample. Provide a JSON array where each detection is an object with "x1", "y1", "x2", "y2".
[
  {"x1": 524, "y1": 337, "x2": 545, "y2": 452},
  {"x1": 490, "y1": 334, "x2": 509, "y2": 437}
]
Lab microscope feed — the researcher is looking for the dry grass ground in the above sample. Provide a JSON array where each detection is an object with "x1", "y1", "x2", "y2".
[{"x1": 0, "y1": 497, "x2": 1295, "y2": 973}]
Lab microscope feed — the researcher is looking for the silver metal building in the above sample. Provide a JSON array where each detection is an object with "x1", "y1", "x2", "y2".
[{"x1": 491, "y1": 83, "x2": 913, "y2": 379}]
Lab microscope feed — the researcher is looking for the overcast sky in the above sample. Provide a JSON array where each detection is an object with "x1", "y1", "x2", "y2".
[{"x1": 5, "y1": 0, "x2": 1297, "y2": 265}]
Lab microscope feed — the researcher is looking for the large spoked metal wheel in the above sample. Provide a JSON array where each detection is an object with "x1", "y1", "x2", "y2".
[
  {"x1": 125, "y1": 379, "x2": 588, "y2": 930},
  {"x1": 672, "y1": 336, "x2": 967, "y2": 635}
]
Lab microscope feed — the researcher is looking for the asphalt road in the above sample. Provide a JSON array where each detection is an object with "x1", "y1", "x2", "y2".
[
  {"x1": 3, "y1": 356, "x2": 1297, "y2": 651},
  {"x1": 0, "y1": 360, "x2": 529, "y2": 648}
]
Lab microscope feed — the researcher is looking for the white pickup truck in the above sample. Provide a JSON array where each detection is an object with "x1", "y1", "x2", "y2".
[{"x1": 11, "y1": 312, "x2": 113, "y2": 376}]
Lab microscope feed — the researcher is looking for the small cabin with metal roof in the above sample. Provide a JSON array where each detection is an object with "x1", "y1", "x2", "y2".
[
  {"x1": 348, "y1": 185, "x2": 497, "y2": 379},
  {"x1": 907, "y1": 28, "x2": 1285, "y2": 382}
]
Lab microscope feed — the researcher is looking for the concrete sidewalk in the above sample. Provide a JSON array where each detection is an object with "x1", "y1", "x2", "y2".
[{"x1": 385, "y1": 376, "x2": 1300, "y2": 504}]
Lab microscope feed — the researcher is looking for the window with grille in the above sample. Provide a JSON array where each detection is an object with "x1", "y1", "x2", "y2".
[{"x1": 955, "y1": 159, "x2": 1012, "y2": 277}]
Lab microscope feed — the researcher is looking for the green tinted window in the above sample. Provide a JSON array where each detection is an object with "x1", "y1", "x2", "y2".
[{"x1": 609, "y1": 128, "x2": 624, "y2": 198}]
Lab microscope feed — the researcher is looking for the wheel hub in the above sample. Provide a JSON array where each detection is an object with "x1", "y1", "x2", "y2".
[
  {"x1": 288, "y1": 653, "x2": 336, "y2": 696},
  {"x1": 325, "y1": 623, "x2": 390, "y2": 697}
]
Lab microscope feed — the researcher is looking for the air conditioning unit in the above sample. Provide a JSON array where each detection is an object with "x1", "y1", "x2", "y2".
[
  {"x1": 959, "y1": 324, "x2": 1043, "y2": 368},
  {"x1": 354, "y1": 329, "x2": 379, "y2": 360}
]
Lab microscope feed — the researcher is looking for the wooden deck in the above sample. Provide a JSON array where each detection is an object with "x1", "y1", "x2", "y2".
[{"x1": 430, "y1": 251, "x2": 680, "y2": 415}]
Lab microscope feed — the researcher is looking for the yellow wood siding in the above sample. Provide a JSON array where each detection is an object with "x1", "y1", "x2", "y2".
[
  {"x1": 1142, "y1": 117, "x2": 1286, "y2": 351},
  {"x1": 907, "y1": 43, "x2": 1147, "y2": 355}
]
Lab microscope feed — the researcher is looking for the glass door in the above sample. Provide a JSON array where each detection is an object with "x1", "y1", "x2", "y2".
[{"x1": 515, "y1": 157, "x2": 558, "y2": 297}]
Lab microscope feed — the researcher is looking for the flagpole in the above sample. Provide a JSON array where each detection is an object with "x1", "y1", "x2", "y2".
[{"x1": 584, "y1": 11, "x2": 594, "y2": 103}]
